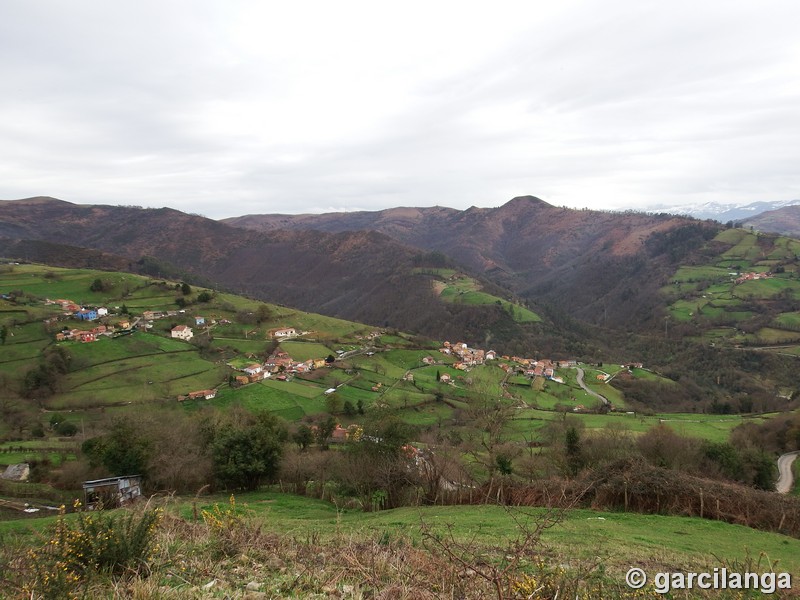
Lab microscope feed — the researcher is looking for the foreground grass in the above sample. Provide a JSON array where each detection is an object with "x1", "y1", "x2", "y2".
[{"x1": 2, "y1": 491, "x2": 797, "y2": 599}]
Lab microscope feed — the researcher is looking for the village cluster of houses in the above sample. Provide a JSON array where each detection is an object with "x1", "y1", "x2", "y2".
[
  {"x1": 47, "y1": 298, "x2": 132, "y2": 343},
  {"x1": 56, "y1": 324, "x2": 112, "y2": 343},
  {"x1": 436, "y1": 340, "x2": 576, "y2": 383},
  {"x1": 734, "y1": 271, "x2": 772, "y2": 285},
  {"x1": 228, "y1": 348, "x2": 330, "y2": 388}
]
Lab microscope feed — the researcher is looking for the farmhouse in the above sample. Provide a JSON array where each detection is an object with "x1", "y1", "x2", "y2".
[
  {"x1": 273, "y1": 327, "x2": 297, "y2": 338},
  {"x1": 187, "y1": 389, "x2": 217, "y2": 400},
  {"x1": 74, "y1": 309, "x2": 98, "y2": 321},
  {"x1": 244, "y1": 363, "x2": 263, "y2": 376},
  {"x1": 170, "y1": 325, "x2": 194, "y2": 340}
]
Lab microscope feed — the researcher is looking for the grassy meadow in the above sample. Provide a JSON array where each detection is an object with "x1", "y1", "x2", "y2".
[{"x1": 664, "y1": 229, "x2": 800, "y2": 352}]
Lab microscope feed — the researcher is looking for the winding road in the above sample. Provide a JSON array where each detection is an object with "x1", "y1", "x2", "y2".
[
  {"x1": 575, "y1": 367, "x2": 609, "y2": 407},
  {"x1": 776, "y1": 451, "x2": 799, "y2": 494}
]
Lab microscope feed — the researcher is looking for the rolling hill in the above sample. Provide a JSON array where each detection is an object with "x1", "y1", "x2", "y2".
[
  {"x1": 0, "y1": 198, "x2": 467, "y2": 336},
  {"x1": 742, "y1": 205, "x2": 800, "y2": 238},
  {"x1": 223, "y1": 196, "x2": 722, "y2": 329}
]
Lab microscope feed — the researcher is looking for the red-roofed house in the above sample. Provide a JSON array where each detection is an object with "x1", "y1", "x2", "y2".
[{"x1": 170, "y1": 325, "x2": 194, "y2": 341}]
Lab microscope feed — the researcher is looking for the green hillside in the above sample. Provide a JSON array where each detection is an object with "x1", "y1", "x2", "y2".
[
  {"x1": 415, "y1": 268, "x2": 541, "y2": 323},
  {"x1": 2, "y1": 261, "x2": 799, "y2": 576},
  {"x1": 663, "y1": 228, "x2": 800, "y2": 350}
]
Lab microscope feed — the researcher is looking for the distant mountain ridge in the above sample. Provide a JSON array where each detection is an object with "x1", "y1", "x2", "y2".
[
  {"x1": 223, "y1": 196, "x2": 720, "y2": 328},
  {"x1": 741, "y1": 205, "x2": 800, "y2": 238},
  {"x1": 649, "y1": 199, "x2": 800, "y2": 222},
  {"x1": 0, "y1": 197, "x2": 434, "y2": 328},
  {"x1": 1, "y1": 195, "x2": 721, "y2": 353}
]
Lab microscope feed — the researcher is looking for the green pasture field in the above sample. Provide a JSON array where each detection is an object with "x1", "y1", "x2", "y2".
[
  {"x1": 343, "y1": 368, "x2": 396, "y2": 388},
  {"x1": 668, "y1": 299, "x2": 705, "y2": 321},
  {"x1": 769, "y1": 236, "x2": 800, "y2": 258},
  {"x1": 53, "y1": 358, "x2": 226, "y2": 409},
  {"x1": 702, "y1": 296, "x2": 740, "y2": 307},
  {"x1": 227, "y1": 357, "x2": 258, "y2": 370},
  {"x1": 771, "y1": 345, "x2": 800, "y2": 356},
  {"x1": 121, "y1": 294, "x2": 184, "y2": 311},
  {"x1": 354, "y1": 354, "x2": 408, "y2": 379},
  {"x1": 334, "y1": 384, "x2": 379, "y2": 405},
  {"x1": 279, "y1": 341, "x2": 334, "y2": 361},
  {"x1": 261, "y1": 378, "x2": 326, "y2": 399},
  {"x1": 271, "y1": 310, "x2": 370, "y2": 342},
  {"x1": 0, "y1": 439, "x2": 79, "y2": 466},
  {"x1": 706, "y1": 283, "x2": 736, "y2": 296},
  {"x1": 713, "y1": 229, "x2": 748, "y2": 245},
  {"x1": 381, "y1": 349, "x2": 436, "y2": 370},
  {"x1": 204, "y1": 381, "x2": 327, "y2": 418},
  {"x1": 671, "y1": 265, "x2": 732, "y2": 283},
  {"x1": 775, "y1": 312, "x2": 800, "y2": 329},
  {"x1": 0, "y1": 306, "x2": 37, "y2": 324},
  {"x1": 0, "y1": 337, "x2": 50, "y2": 375},
  {"x1": 64, "y1": 332, "x2": 192, "y2": 367},
  {"x1": 721, "y1": 234, "x2": 761, "y2": 261},
  {"x1": 436, "y1": 273, "x2": 541, "y2": 323},
  {"x1": 506, "y1": 410, "x2": 753, "y2": 444},
  {"x1": 628, "y1": 368, "x2": 666, "y2": 382},
  {"x1": 375, "y1": 334, "x2": 416, "y2": 347},
  {"x1": 173, "y1": 491, "x2": 800, "y2": 576},
  {"x1": 737, "y1": 277, "x2": 800, "y2": 299},
  {"x1": 395, "y1": 402, "x2": 453, "y2": 426},
  {"x1": 0, "y1": 450, "x2": 75, "y2": 466},
  {"x1": 753, "y1": 328, "x2": 800, "y2": 344},
  {"x1": 212, "y1": 337, "x2": 270, "y2": 355},
  {"x1": 0, "y1": 265, "x2": 145, "y2": 305},
  {"x1": 1, "y1": 320, "x2": 53, "y2": 344},
  {"x1": 380, "y1": 387, "x2": 433, "y2": 409}
]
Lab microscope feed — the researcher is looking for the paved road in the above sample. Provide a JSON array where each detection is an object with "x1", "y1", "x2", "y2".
[
  {"x1": 575, "y1": 367, "x2": 609, "y2": 407},
  {"x1": 776, "y1": 451, "x2": 799, "y2": 494}
]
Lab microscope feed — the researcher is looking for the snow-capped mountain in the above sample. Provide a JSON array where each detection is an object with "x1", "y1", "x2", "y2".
[{"x1": 649, "y1": 199, "x2": 800, "y2": 222}]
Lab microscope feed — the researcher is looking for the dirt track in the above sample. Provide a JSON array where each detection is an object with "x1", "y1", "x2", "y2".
[{"x1": 776, "y1": 451, "x2": 799, "y2": 494}]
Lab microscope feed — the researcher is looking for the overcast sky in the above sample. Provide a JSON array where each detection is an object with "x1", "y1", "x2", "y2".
[{"x1": 1, "y1": 1, "x2": 798, "y2": 218}]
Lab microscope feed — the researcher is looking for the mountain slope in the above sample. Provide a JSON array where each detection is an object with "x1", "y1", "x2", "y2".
[
  {"x1": 742, "y1": 205, "x2": 800, "y2": 238},
  {"x1": 224, "y1": 196, "x2": 721, "y2": 329},
  {"x1": 0, "y1": 198, "x2": 544, "y2": 347},
  {"x1": 0, "y1": 198, "x2": 425, "y2": 327}
]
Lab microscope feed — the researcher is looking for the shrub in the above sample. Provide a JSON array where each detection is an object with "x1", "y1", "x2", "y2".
[
  {"x1": 201, "y1": 494, "x2": 259, "y2": 557},
  {"x1": 26, "y1": 503, "x2": 162, "y2": 598}
]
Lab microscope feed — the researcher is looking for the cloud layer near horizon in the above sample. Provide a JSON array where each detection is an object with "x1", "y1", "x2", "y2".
[{"x1": 1, "y1": 1, "x2": 798, "y2": 218}]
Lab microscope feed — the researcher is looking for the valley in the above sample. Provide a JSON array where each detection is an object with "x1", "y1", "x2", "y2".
[{"x1": 1, "y1": 204, "x2": 800, "y2": 598}]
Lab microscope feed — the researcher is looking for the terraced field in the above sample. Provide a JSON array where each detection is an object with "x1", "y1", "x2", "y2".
[{"x1": 665, "y1": 229, "x2": 800, "y2": 347}]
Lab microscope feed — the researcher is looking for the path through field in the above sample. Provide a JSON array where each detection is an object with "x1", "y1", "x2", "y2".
[{"x1": 776, "y1": 451, "x2": 799, "y2": 494}]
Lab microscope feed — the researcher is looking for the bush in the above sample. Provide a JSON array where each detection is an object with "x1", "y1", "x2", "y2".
[
  {"x1": 54, "y1": 421, "x2": 79, "y2": 437},
  {"x1": 26, "y1": 504, "x2": 162, "y2": 598}
]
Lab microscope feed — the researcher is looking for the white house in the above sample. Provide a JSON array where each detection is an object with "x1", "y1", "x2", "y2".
[
  {"x1": 170, "y1": 325, "x2": 194, "y2": 341},
  {"x1": 244, "y1": 363, "x2": 263, "y2": 376},
  {"x1": 273, "y1": 327, "x2": 297, "y2": 338},
  {"x1": 97, "y1": 307, "x2": 109, "y2": 317}
]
